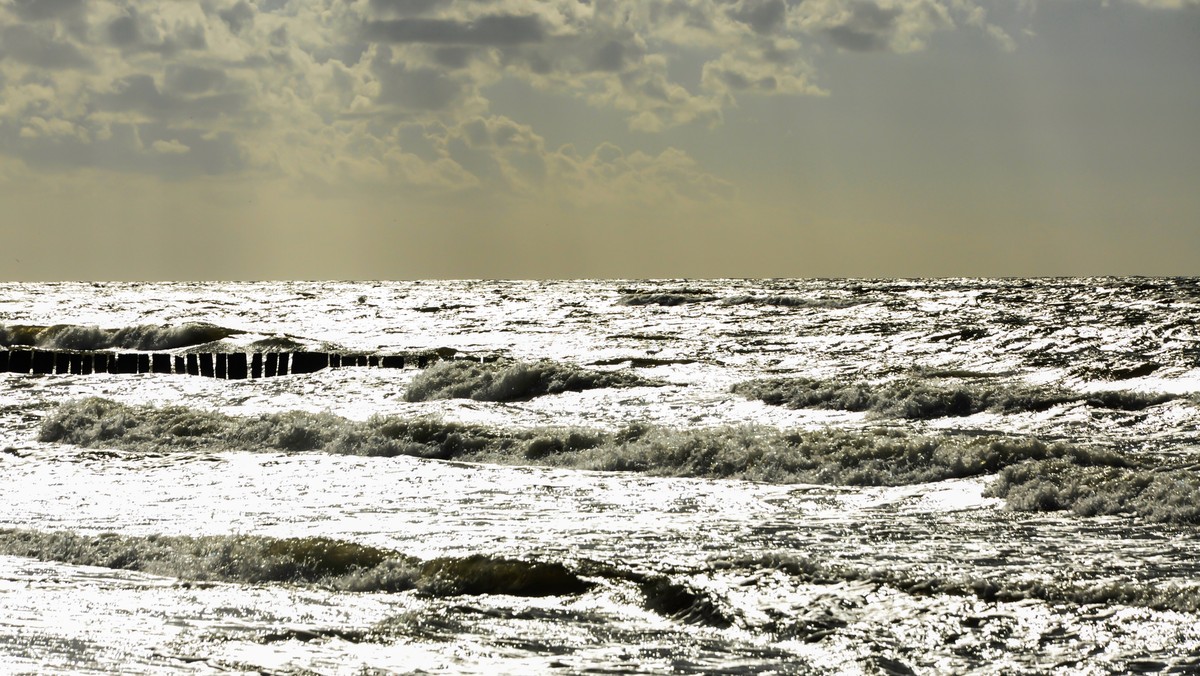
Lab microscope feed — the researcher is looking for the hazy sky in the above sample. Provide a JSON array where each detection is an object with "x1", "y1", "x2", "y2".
[{"x1": 1, "y1": 0, "x2": 1197, "y2": 280}]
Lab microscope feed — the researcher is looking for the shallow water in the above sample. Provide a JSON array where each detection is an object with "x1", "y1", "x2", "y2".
[{"x1": 2, "y1": 278, "x2": 1200, "y2": 674}]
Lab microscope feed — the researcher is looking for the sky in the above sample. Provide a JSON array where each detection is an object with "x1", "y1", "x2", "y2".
[{"x1": 0, "y1": 0, "x2": 1197, "y2": 280}]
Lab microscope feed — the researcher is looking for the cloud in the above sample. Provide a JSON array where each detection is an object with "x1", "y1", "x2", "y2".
[
  {"x1": 727, "y1": 0, "x2": 788, "y2": 35},
  {"x1": 218, "y1": 1, "x2": 254, "y2": 35},
  {"x1": 0, "y1": 24, "x2": 91, "y2": 69},
  {"x1": 0, "y1": 0, "x2": 1190, "y2": 197},
  {"x1": 363, "y1": 15, "x2": 546, "y2": 46},
  {"x1": 9, "y1": 0, "x2": 83, "y2": 22},
  {"x1": 823, "y1": 2, "x2": 904, "y2": 52}
]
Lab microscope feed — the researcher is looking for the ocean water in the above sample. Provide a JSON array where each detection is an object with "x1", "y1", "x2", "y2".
[{"x1": 1, "y1": 278, "x2": 1199, "y2": 675}]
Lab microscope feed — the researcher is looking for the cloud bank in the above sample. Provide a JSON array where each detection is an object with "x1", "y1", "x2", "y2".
[{"x1": 0, "y1": 0, "x2": 1189, "y2": 204}]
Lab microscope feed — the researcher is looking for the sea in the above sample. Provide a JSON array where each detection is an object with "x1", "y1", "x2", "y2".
[{"x1": 1, "y1": 278, "x2": 1199, "y2": 675}]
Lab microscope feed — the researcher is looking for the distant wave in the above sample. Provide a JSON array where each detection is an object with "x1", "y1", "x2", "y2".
[
  {"x1": 0, "y1": 530, "x2": 589, "y2": 597},
  {"x1": 616, "y1": 289, "x2": 718, "y2": 306},
  {"x1": 404, "y1": 359, "x2": 659, "y2": 402},
  {"x1": 732, "y1": 377, "x2": 1179, "y2": 419},
  {"x1": 0, "y1": 322, "x2": 242, "y2": 352},
  {"x1": 41, "y1": 398, "x2": 1126, "y2": 488},
  {"x1": 986, "y1": 459, "x2": 1200, "y2": 524},
  {"x1": 716, "y1": 554, "x2": 1200, "y2": 615},
  {"x1": 718, "y1": 295, "x2": 866, "y2": 309}
]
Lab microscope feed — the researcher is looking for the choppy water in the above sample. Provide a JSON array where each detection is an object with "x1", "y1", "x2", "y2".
[{"x1": 2, "y1": 278, "x2": 1200, "y2": 674}]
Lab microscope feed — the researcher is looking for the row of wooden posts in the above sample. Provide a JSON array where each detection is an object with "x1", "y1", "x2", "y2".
[{"x1": 0, "y1": 350, "x2": 433, "y2": 379}]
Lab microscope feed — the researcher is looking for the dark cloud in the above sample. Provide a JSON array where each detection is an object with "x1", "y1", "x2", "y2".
[
  {"x1": 364, "y1": 15, "x2": 544, "y2": 46},
  {"x1": 372, "y1": 52, "x2": 465, "y2": 110},
  {"x1": 708, "y1": 65, "x2": 779, "y2": 92},
  {"x1": 0, "y1": 25, "x2": 90, "y2": 69},
  {"x1": 219, "y1": 1, "x2": 254, "y2": 35},
  {"x1": 824, "y1": 2, "x2": 901, "y2": 52},
  {"x1": 106, "y1": 14, "x2": 140, "y2": 47},
  {"x1": 96, "y1": 74, "x2": 245, "y2": 120},
  {"x1": 431, "y1": 46, "x2": 475, "y2": 69},
  {"x1": 9, "y1": 0, "x2": 83, "y2": 21},
  {"x1": 727, "y1": 0, "x2": 787, "y2": 35},
  {"x1": 369, "y1": 0, "x2": 443, "y2": 17},
  {"x1": 590, "y1": 40, "x2": 626, "y2": 72},
  {"x1": 163, "y1": 64, "x2": 227, "y2": 95},
  {"x1": 656, "y1": 0, "x2": 714, "y2": 30},
  {"x1": 107, "y1": 11, "x2": 207, "y2": 54},
  {"x1": 268, "y1": 24, "x2": 288, "y2": 47}
]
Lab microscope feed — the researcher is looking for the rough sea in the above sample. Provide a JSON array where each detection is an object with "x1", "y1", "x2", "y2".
[{"x1": 2, "y1": 278, "x2": 1199, "y2": 675}]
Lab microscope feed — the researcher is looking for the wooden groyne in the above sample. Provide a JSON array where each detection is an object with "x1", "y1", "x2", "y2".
[{"x1": 0, "y1": 349, "x2": 449, "y2": 379}]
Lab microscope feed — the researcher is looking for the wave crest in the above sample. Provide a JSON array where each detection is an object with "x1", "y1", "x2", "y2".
[
  {"x1": 40, "y1": 399, "x2": 1129, "y2": 488},
  {"x1": 404, "y1": 360, "x2": 658, "y2": 402},
  {"x1": 0, "y1": 530, "x2": 591, "y2": 597},
  {"x1": 732, "y1": 377, "x2": 1178, "y2": 418},
  {"x1": 985, "y1": 460, "x2": 1200, "y2": 524},
  {"x1": 1, "y1": 322, "x2": 242, "y2": 351}
]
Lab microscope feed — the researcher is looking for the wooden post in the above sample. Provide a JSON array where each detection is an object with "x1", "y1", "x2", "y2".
[
  {"x1": 227, "y1": 353, "x2": 248, "y2": 380},
  {"x1": 368, "y1": 355, "x2": 379, "y2": 367},
  {"x1": 108, "y1": 353, "x2": 120, "y2": 374},
  {"x1": 69, "y1": 353, "x2": 84, "y2": 375},
  {"x1": 55, "y1": 352, "x2": 70, "y2": 374},
  {"x1": 152, "y1": 354, "x2": 172, "y2": 373},
  {"x1": 116, "y1": 353, "x2": 138, "y2": 374},
  {"x1": 137, "y1": 354, "x2": 150, "y2": 373},
  {"x1": 11, "y1": 350, "x2": 34, "y2": 373},
  {"x1": 92, "y1": 353, "x2": 108, "y2": 374},
  {"x1": 80, "y1": 353, "x2": 92, "y2": 375},
  {"x1": 32, "y1": 350, "x2": 55, "y2": 374},
  {"x1": 0, "y1": 350, "x2": 7, "y2": 372},
  {"x1": 380, "y1": 355, "x2": 404, "y2": 369},
  {"x1": 199, "y1": 353, "x2": 214, "y2": 377},
  {"x1": 329, "y1": 353, "x2": 341, "y2": 368},
  {"x1": 251, "y1": 353, "x2": 263, "y2": 378},
  {"x1": 186, "y1": 354, "x2": 199, "y2": 376},
  {"x1": 174, "y1": 356, "x2": 185, "y2": 374},
  {"x1": 216, "y1": 353, "x2": 227, "y2": 379},
  {"x1": 277, "y1": 352, "x2": 289, "y2": 376},
  {"x1": 291, "y1": 351, "x2": 328, "y2": 374},
  {"x1": 265, "y1": 352, "x2": 278, "y2": 377}
]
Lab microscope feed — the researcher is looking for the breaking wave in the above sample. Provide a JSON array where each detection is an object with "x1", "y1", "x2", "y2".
[
  {"x1": 403, "y1": 359, "x2": 659, "y2": 402},
  {"x1": 985, "y1": 460, "x2": 1200, "y2": 524},
  {"x1": 0, "y1": 530, "x2": 590, "y2": 597},
  {"x1": 40, "y1": 398, "x2": 1128, "y2": 487},
  {"x1": 731, "y1": 377, "x2": 1178, "y2": 419},
  {"x1": 617, "y1": 289, "x2": 717, "y2": 306},
  {"x1": 0, "y1": 322, "x2": 242, "y2": 352},
  {"x1": 719, "y1": 295, "x2": 864, "y2": 309},
  {"x1": 715, "y1": 554, "x2": 1200, "y2": 615}
]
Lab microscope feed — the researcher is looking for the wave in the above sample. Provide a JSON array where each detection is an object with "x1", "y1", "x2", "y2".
[
  {"x1": 404, "y1": 359, "x2": 659, "y2": 402},
  {"x1": 0, "y1": 322, "x2": 243, "y2": 352},
  {"x1": 0, "y1": 530, "x2": 589, "y2": 597},
  {"x1": 718, "y1": 295, "x2": 865, "y2": 309},
  {"x1": 731, "y1": 377, "x2": 1179, "y2": 419},
  {"x1": 616, "y1": 289, "x2": 717, "y2": 306},
  {"x1": 40, "y1": 398, "x2": 1128, "y2": 487},
  {"x1": 985, "y1": 460, "x2": 1200, "y2": 524},
  {"x1": 714, "y1": 554, "x2": 1200, "y2": 615},
  {"x1": 0, "y1": 528, "x2": 734, "y2": 627}
]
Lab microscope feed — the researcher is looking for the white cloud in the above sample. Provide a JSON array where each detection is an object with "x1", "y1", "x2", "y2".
[{"x1": 150, "y1": 138, "x2": 189, "y2": 154}]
